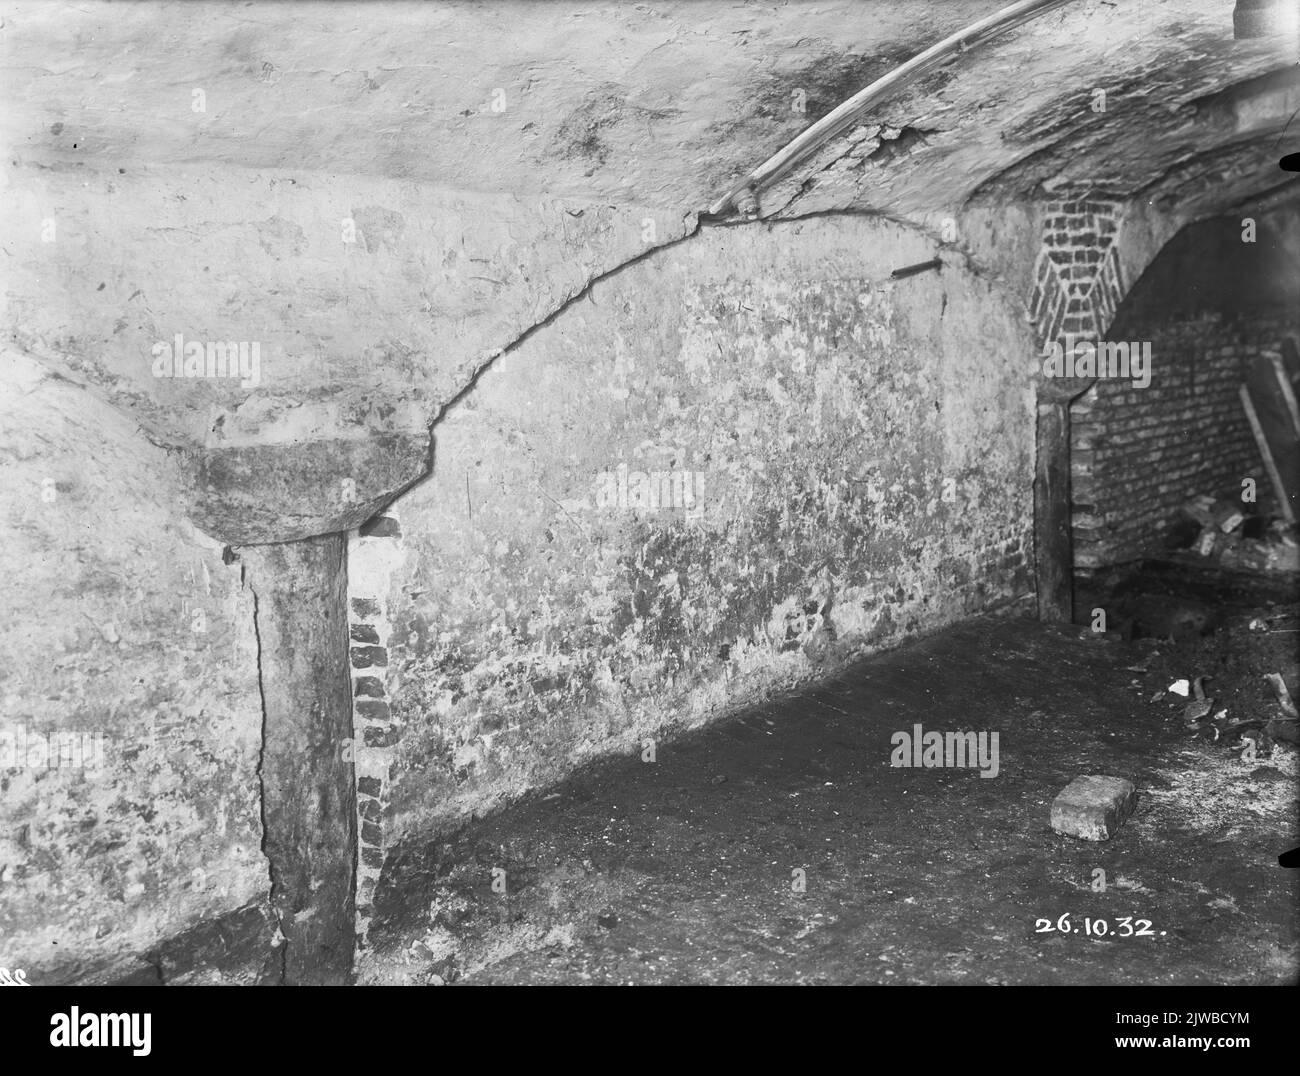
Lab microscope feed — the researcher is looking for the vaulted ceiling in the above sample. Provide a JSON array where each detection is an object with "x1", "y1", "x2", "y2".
[
  {"x1": 4, "y1": 0, "x2": 1296, "y2": 217},
  {"x1": 2, "y1": 1, "x2": 1297, "y2": 542}
]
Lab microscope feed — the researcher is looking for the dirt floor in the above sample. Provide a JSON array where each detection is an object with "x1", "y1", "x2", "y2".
[{"x1": 357, "y1": 593, "x2": 1300, "y2": 985}]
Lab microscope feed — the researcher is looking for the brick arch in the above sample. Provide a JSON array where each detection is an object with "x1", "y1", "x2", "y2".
[
  {"x1": 1061, "y1": 211, "x2": 1299, "y2": 574},
  {"x1": 1028, "y1": 193, "x2": 1128, "y2": 351}
]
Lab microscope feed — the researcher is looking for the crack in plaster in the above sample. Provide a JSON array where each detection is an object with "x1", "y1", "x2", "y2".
[{"x1": 424, "y1": 211, "x2": 703, "y2": 436}]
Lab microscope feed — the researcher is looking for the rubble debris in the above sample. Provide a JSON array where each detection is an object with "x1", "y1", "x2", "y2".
[
  {"x1": 1202, "y1": 713, "x2": 1262, "y2": 744},
  {"x1": 1182, "y1": 493, "x2": 1244, "y2": 533},
  {"x1": 1177, "y1": 492, "x2": 1300, "y2": 572},
  {"x1": 1251, "y1": 613, "x2": 1300, "y2": 634},
  {"x1": 1264, "y1": 672, "x2": 1299, "y2": 719},
  {"x1": 1239, "y1": 343, "x2": 1299, "y2": 524},
  {"x1": 1182, "y1": 675, "x2": 1215, "y2": 728},
  {"x1": 1050, "y1": 776, "x2": 1137, "y2": 842},
  {"x1": 1260, "y1": 673, "x2": 1300, "y2": 746}
]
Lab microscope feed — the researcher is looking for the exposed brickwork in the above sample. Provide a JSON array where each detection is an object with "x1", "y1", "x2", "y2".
[
  {"x1": 1071, "y1": 314, "x2": 1295, "y2": 568},
  {"x1": 346, "y1": 514, "x2": 406, "y2": 947},
  {"x1": 1029, "y1": 195, "x2": 1127, "y2": 349}
]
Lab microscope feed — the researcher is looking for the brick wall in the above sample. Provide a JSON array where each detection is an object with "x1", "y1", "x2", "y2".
[
  {"x1": 1067, "y1": 211, "x2": 1299, "y2": 571},
  {"x1": 1071, "y1": 313, "x2": 1294, "y2": 569}
]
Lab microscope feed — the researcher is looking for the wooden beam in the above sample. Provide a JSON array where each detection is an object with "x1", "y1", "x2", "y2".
[{"x1": 1035, "y1": 398, "x2": 1074, "y2": 622}]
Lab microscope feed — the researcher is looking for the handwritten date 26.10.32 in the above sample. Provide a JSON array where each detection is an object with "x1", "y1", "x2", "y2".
[{"x1": 1034, "y1": 914, "x2": 1163, "y2": 938}]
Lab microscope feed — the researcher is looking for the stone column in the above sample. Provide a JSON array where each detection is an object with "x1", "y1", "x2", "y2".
[{"x1": 242, "y1": 534, "x2": 356, "y2": 985}]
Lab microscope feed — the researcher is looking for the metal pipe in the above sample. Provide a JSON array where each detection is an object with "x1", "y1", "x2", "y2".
[{"x1": 706, "y1": 0, "x2": 1082, "y2": 218}]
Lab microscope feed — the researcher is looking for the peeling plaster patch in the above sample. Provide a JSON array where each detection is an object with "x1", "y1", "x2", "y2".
[
  {"x1": 255, "y1": 215, "x2": 306, "y2": 260},
  {"x1": 867, "y1": 125, "x2": 937, "y2": 164},
  {"x1": 350, "y1": 205, "x2": 406, "y2": 254},
  {"x1": 700, "y1": 46, "x2": 915, "y2": 195}
]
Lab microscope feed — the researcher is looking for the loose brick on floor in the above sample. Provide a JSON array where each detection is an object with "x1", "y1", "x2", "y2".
[{"x1": 1050, "y1": 775, "x2": 1137, "y2": 841}]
